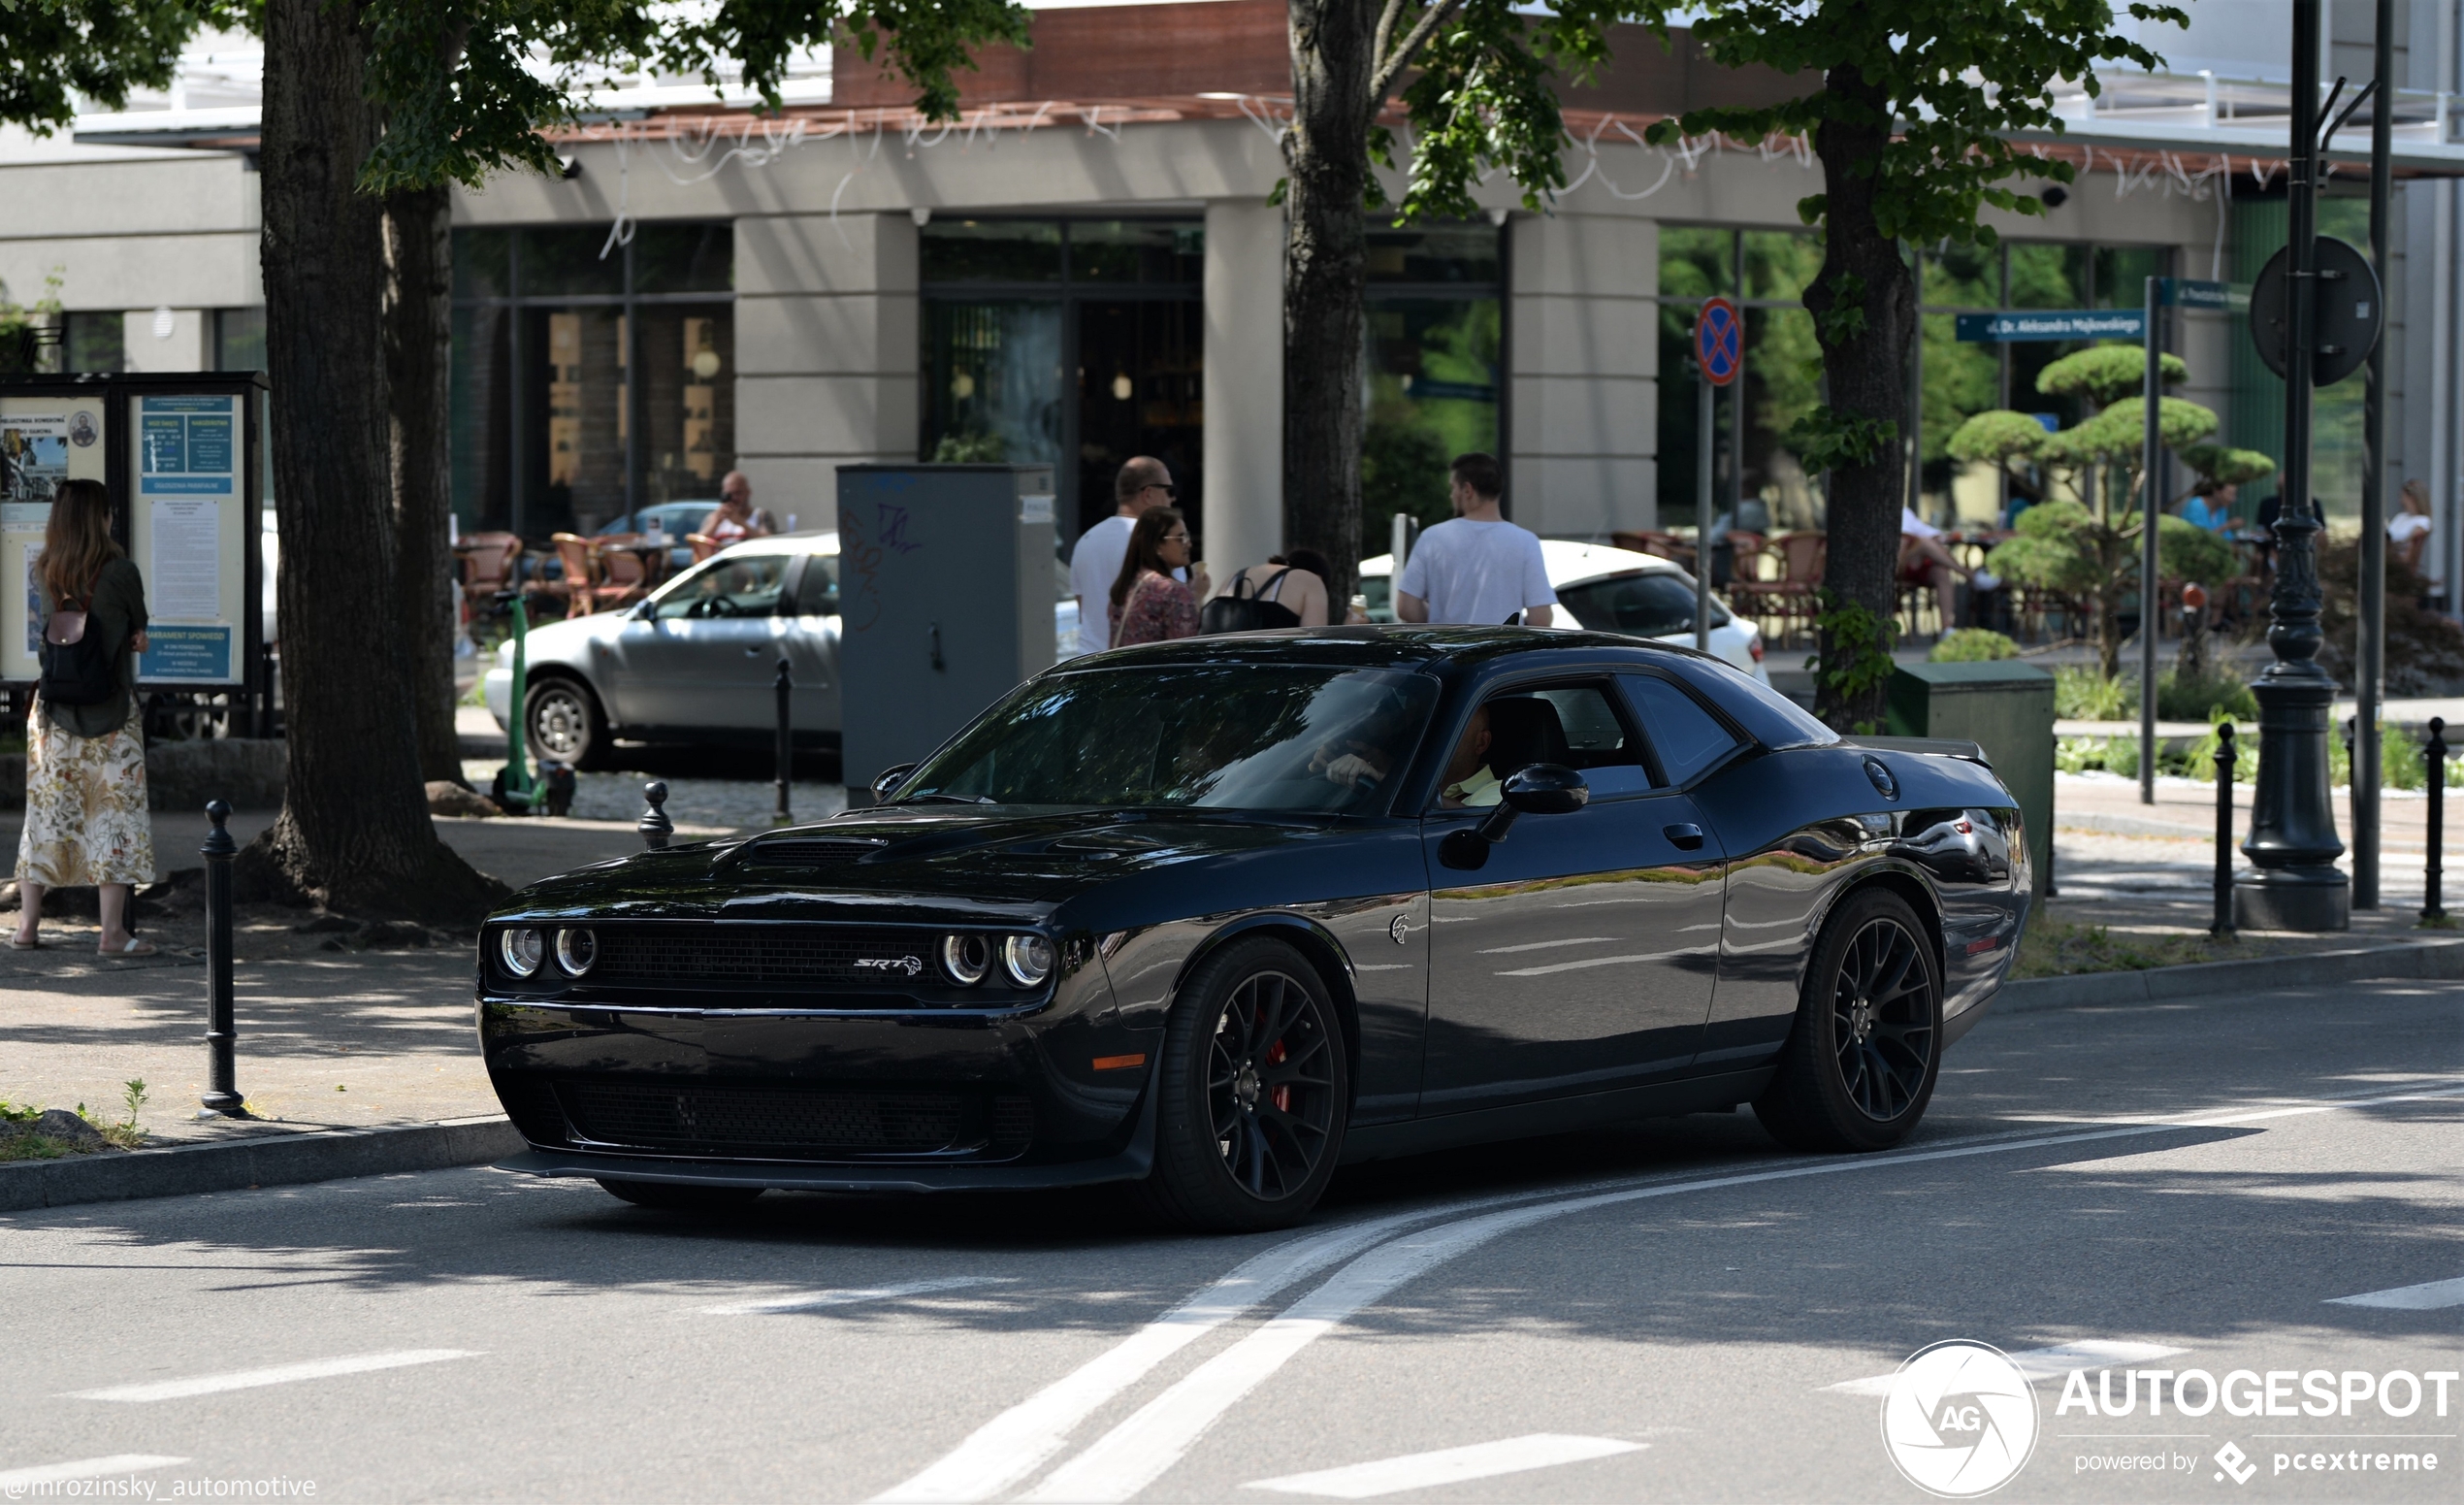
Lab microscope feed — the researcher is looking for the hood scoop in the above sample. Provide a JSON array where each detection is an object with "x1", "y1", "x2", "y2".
[{"x1": 735, "y1": 836, "x2": 891, "y2": 868}]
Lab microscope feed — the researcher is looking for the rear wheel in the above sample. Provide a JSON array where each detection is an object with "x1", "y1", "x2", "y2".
[
  {"x1": 525, "y1": 675, "x2": 608, "y2": 770},
  {"x1": 594, "y1": 1177, "x2": 763, "y2": 1210},
  {"x1": 1141, "y1": 938, "x2": 1347, "y2": 1231},
  {"x1": 1753, "y1": 888, "x2": 1942, "y2": 1153}
]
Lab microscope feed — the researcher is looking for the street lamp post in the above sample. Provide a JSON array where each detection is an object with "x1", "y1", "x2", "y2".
[{"x1": 2235, "y1": 0, "x2": 2351, "y2": 932}]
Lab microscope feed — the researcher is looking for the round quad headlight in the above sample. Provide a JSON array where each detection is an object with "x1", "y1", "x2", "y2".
[
  {"x1": 941, "y1": 933, "x2": 990, "y2": 986},
  {"x1": 554, "y1": 928, "x2": 597, "y2": 976},
  {"x1": 499, "y1": 927, "x2": 545, "y2": 978},
  {"x1": 1002, "y1": 933, "x2": 1054, "y2": 989}
]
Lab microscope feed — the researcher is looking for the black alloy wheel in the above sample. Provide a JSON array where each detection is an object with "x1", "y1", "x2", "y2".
[
  {"x1": 594, "y1": 1177, "x2": 763, "y2": 1211},
  {"x1": 1143, "y1": 937, "x2": 1347, "y2": 1231},
  {"x1": 1753, "y1": 888, "x2": 1941, "y2": 1153},
  {"x1": 525, "y1": 676, "x2": 607, "y2": 770}
]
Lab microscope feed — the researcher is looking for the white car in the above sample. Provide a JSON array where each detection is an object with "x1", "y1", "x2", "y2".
[{"x1": 1358, "y1": 540, "x2": 1770, "y2": 682}]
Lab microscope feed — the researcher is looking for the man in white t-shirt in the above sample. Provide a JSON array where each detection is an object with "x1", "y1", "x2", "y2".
[
  {"x1": 1069, "y1": 456, "x2": 1180, "y2": 655},
  {"x1": 1395, "y1": 453, "x2": 1555, "y2": 627}
]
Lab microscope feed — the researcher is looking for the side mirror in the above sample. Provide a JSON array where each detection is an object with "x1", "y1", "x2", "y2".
[
  {"x1": 869, "y1": 763, "x2": 917, "y2": 802},
  {"x1": 1443, "y1": 764, "x2": 1588, "y2": 868}
]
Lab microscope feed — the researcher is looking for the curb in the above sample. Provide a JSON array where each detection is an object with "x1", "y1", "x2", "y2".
[
  {"x1": 0, "y1": 1115, "x2": 523, "y2": 1214},
  {"x1": 1996, "y1": 937, "x2": 2464, "y2": 1013}
]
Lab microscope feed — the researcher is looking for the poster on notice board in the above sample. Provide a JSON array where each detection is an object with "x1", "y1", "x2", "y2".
[
  {"x1": 1, "y1": 397, "x2": 106, "y2": 683},
  {"x1": 133, "y1": 393, "x2": 241, "y2": 685}
]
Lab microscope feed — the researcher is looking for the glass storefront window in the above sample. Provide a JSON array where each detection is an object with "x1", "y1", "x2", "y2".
[
  {"x1": 921, "y1": 301, "x2": 1064, "y2": 468},
  {"x1": 1364, "y1": 297, "x2": 1501, "y2": 538},
  {"x1": 1923, "y1": 242, "x2": 2001, "y2": 308},
  {"x1": 2006, "y1": 244, "x2": 2091, "y2": 308},
  {"x1": 213, "y1": 308, "x2": 265, "y2": 372},
  {"x1": 450, "y1": 220, "x2": 733, "y2": 537},
  {"x1": 1742, "y1": 230, "x2": 1820, "y2": 303},
  {"x1": 64, "y1": 311, "x2": 123, "y2": 374},
  {"x1": 922, "y1": 220, "x2": 1064, "y2": 282},
  {"x1": 2092, "y1": 246, "x2": 2164, "y2": 308},
  {"x1": 1660, "y1": 227, "x2": 1734, "y2": 299},
  {"x1": 1367, "y1": 225, "x2": 1501, "y2": 284},
  {"x1": 1071, "y1": 221, "x2": 1204, "y2": 283}
]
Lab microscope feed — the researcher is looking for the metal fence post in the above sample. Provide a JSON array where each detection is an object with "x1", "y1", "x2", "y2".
[
  {"x1": 201, "y1": 800, "x2": 243, "y2": 1117},
  {"x1": 2214, "y1": 723, "x2": 2237, "y2": 939},
  {"x1": 2426, "y1": 718, "x2": 2448, "y2": 922},
  {"x1": 2045, "y1": 731, "x2": 2059, "y2": 899},
  {"x1": 774, "y1": 657, "x2": 794, "y2": 827},
  {"x1": 637, "y1": 780, "x2": 672, "y2": 850}
]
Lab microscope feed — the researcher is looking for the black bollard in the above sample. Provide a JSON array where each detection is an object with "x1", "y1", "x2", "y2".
[
  {"x1": 2427, "y1": 718, "x2": 2448, "y2": 922},
  {"x1": 774, "y1": 657, "x2": 794, "y2": 827},
  {"x1": 637, "y1": 780, "x2": 672, "y2": 850},
  {"x1": 200, "y1": 801, "x2": 243, "y2": 1117},
  {"x1": 2213, "y1": 723, "x2": 2236, "y2": 939},
  {"x1": 2045, "y1": 732, "x2": 2058, "y2": 899}
]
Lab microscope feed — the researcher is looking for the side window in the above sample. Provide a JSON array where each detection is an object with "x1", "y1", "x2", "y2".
[
  {"x1": 795, "y1": 555, "x2": 840, "y2": 616},
  {"x1": 1442, "y1": 683, "x2": 1651, "y2": 805},
  {"x1": 653, "y1": 555, "x2": 789, "y2": 619},
  {"x1": 1620, "y1": 673, "x2": 1742, "y2": 785}
]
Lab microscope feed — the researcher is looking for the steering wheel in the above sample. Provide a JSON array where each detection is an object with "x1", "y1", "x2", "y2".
[{"x1": 692, "y1": 594, "x2": 748, "y2": 618}]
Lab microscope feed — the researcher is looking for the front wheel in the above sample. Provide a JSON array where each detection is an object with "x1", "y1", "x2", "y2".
[
  {"x1": 594, "y1": 1177, "x2": 763, "y2": 1211},
  {"x1": 1753, "y1": 888, "x2": 1942, "y2": 1153},
  {"x1": 525, "y1": 676, "x2": 608, "y2": 770},
  {"x1": 1141, "y1": 938, "x2": 1347, "y2": 1232}
]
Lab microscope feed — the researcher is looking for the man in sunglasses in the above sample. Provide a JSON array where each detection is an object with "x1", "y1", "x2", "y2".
[{"x1": 1069, "y1": 456, "x2": 1185, "y2": 656}]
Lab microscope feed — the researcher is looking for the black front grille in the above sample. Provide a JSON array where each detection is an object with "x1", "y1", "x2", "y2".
[
  {"x1": 556, "y1": 1080, "x2": 969, "y2": 1156},
  {"x1": 740, "y1": 838, "x2": 887, "y2": 867},
  {"x1": 495, "y1": 1073, "x2": 572, "y2": 1146},
  {"x1": 591, "y1": 927, "x2": 935, "y2": 988}
]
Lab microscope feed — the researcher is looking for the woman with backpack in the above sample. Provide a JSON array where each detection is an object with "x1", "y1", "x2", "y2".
[
  {"x1": 1202, "y1": 548, "x2": 1333, "y2": 633},
  {"x1": 15, "y1": 478, "x2": 155, "y2": 955}
]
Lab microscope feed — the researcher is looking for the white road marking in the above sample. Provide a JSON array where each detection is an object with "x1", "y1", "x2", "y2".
[
  {"x1": 870, "y1": 1194, "x2": 1586, "y2": 1504},
  {"x1": 1019, "y1": 1081, "x2": 2464, "y2": 1503},
  {"x1": 69, "y1": 1349, "x2": 478, "y2": 1403},
  {"x1": 0, "y1": 1456, "x2": 187, "y2": 1489},
  {"x1": 1825, "y1": 1340, "x2": 2188, "y2": 1396},
  {"x1": 702, "y1": 1275, "x2": 1017, "y2": 1316},
  {"x1": 1475, "y1": 936, "x2": 1614, "y2": 955},
  {"x1": 1243, "y1": 1435, "x2": 1645, "y2": 1498},
  {"x1": 2327, "y1": 1276, "x2": 2464, "y2": 1310}
]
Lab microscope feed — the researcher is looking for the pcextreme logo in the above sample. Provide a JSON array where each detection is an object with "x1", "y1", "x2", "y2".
[{"x1": 1881, "y1": 1341, "x2": 2039, "y2": 1497}]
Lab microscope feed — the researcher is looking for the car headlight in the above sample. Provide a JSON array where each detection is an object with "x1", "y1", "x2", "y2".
[
  {"x1": 941, "y1": 933, "x2": 990, "y2": 986},
  {"x1": 499, "y1": 927, "x2": 544, "y2": 978},
  {"x1": 554, "y1": 928, "x2": 597, "y2": 976},
  {"x1": 1002, "y1": 933, "x2": 1054, "y2": 989}
]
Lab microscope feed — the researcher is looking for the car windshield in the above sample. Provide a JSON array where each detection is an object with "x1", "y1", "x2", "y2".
[
  {"x1": 648, "y1": 554, "x2": 791, "y2": 618},
  {"x1": 1556, "y1": 571, "x2": 1729, "y2": 634},
  {"x1": 895, "y1": 666, "x2": 1437, "y2": 813}
]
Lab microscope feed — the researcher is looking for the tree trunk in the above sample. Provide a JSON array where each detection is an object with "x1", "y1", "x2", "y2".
[
  {"x1": 385, "y1": 184, "x2": 465, "y2": 785},
  {"x1": 248, "y1": 0, "x2": 504, "y2": 922},
  {"x1": 1281, "y1": 0, "x2": 1379, "y2": 605},
  {"x1": 1805, "y1": 65, "x2": 1913, "y2": 732}
]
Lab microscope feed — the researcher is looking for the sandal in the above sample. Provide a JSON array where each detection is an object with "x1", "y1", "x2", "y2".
[
  {"x1": 99, "y1": 937, "x2": 157, "y2": 957},
  {"x1": 10, "y1": 934, "x2": 38, "y2": 950}
]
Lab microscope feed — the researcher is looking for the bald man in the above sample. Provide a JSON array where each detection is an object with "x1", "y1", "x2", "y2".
[
  {"x1": 702, "y1": 471, "x2": 775, "y2": 544},
  {"x1": 1070, "y1": 456, "x2": 1183, "y2": 656}
]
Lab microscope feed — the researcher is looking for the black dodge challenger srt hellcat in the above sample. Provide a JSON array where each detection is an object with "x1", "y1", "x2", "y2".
[{"x1": 478, "y1": 627, "x2": 2030, "y2": 1229}]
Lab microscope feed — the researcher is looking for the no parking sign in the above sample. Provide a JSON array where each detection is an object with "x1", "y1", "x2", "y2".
[{"x1": 1694, "y1": 296, "x2": 1742, "y2": 386}]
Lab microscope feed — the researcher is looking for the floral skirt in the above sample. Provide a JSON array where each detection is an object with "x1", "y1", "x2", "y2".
[{"x1": 16, "y1": 696, "x2": 155, "y2": 889}]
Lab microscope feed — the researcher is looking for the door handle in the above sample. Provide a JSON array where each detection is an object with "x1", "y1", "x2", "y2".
[{"x1": 1663, "y1": 823, "x2": 1706, "y2": 851}]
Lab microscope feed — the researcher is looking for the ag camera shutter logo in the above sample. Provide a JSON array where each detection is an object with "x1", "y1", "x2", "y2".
[{"x1": 1881, "y1": 1340, "x2": 2040, "y2": 1497}]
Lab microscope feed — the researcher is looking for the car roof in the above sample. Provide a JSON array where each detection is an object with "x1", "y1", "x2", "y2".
[
  {"x1": 1059, "y1": 624, "x2": 1712, "y2": 673},
  {"x1": 1359, "y1": 539, "x2": 1688, "y2": 589}
]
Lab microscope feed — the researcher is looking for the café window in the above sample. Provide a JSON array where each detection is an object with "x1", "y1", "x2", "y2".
[
  {"x1": 450, "y1": 222, "x2": 733, "y2": 537},
  {"x1": 1362, "y1": 223, "x2": 1502, "y2": 546},
  {"x1": 921, "y1": 218, "x2": 1203, "y2": 542}
]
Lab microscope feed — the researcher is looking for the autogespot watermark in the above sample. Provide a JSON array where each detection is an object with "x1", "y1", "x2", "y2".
[{"x1": 1876, "y1": 1345, "x2": 2460, "y2": 1495}]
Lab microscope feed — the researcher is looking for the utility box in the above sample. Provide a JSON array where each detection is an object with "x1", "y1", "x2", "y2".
[
  {"x1": 1886, "y1": 661, "x2": 2056, "y2": 897},
  {"x1": 837, "y1": 464, "x2": 1056, "y2": 799}
]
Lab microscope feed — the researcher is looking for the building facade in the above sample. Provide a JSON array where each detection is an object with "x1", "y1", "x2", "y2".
[{"x1": 8, "y1": 0, "x2": 2462, "y2": 609}]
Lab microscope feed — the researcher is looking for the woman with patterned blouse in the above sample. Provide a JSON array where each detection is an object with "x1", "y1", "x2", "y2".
[{"x1": 1108, "y1": 506, "x2": 1208, "y2": 647}]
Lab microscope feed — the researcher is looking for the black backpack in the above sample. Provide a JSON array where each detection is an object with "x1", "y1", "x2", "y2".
[
  {"x1": 1199, "y1": 568, "x2": 1300, "y2": 635},
  {"x1": 40, "y1": 587, "x2": 117, "y2": 706}
]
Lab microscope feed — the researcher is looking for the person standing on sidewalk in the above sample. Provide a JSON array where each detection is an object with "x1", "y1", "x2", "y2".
[
  {"x1": 1071, "y1": 456, "x2": 1183, "y2": 656},
  {"x1": 1394, "y1": 453, "x2": 1554, "y2": 627},
  {"x1": 15, "y1": 478, "x2": 156, "y2": 956},
  {"x1": 1109, "y1": 507, "x2": 1209, "y2": 647}
]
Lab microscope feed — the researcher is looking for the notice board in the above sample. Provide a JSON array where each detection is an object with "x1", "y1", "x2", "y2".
[{"x1": 0, "y1": 392, "x2": 111, "y2": 685}]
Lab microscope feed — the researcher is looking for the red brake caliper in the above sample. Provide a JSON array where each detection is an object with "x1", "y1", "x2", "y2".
[{"x1": 1266, "y1": 1039, "x2": 1289, "y2": 1112}]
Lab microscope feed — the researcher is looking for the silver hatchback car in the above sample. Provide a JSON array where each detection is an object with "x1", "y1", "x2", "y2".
[{"x1": 483, "y1": 533, "x2": 1080, "y2": 768}]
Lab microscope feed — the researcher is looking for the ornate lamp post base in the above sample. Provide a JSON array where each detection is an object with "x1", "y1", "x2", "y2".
[
  {"x1": 2233, "y1": 866, "x2": 2351, "y2": 932},
  {"x1": 2235, "y1": 510, "x2": 2350, "y2": 932}
]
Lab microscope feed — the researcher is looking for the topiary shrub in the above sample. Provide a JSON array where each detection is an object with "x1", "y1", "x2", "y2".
[{"x1": 1930, "y1": 629, "x2": 2021, "y2": 663}]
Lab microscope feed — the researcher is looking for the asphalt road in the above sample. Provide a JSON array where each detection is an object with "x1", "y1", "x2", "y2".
[{"x1": 3, "y1": 977, "x2": 2457, "y2": 1503}]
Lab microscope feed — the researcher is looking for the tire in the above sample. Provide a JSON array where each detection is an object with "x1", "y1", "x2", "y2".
[
  {"x1": 1140, "y1": 937, "x2": 1348, "y2": 1232},
  {"x1": 594, "y1": 1177, "x2": 763, "y2": 1210},
  {"x1": 525, "y1": 675, "x2": 608, "y2": 770},
  {"x1": 1753, "y1": 888, "x2": 1943, "y2": 1153}
]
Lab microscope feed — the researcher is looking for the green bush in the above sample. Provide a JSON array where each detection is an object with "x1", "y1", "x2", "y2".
[
  {"x1": 2156, "y1": 669, "x2": 2257, "y2": 721},
  {"x1": 1929, "y1": 629, "x2": 2020, "y2": 664},
  {"x1": 2054, "y1": 666, "x2": 2131, "y2": 720}
]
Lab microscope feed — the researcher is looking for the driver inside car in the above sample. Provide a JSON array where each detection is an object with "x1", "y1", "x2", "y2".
[{"x1": 1437, "y1": 705, "x2": 1499, "y2": 808}]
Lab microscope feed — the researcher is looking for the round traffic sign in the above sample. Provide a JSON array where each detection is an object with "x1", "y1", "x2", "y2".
[
  {"x1": 1694, "y1": 297, "x2": 1742, "y2": 387},
  {"x1": 2248, "y1": 236, "x2": 2382, "y2": 386}
]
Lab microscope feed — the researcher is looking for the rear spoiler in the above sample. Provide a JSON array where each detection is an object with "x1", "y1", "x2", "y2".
[{"x1": 1845, "y1": 735, "x2": 1994, "y2": 770}]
